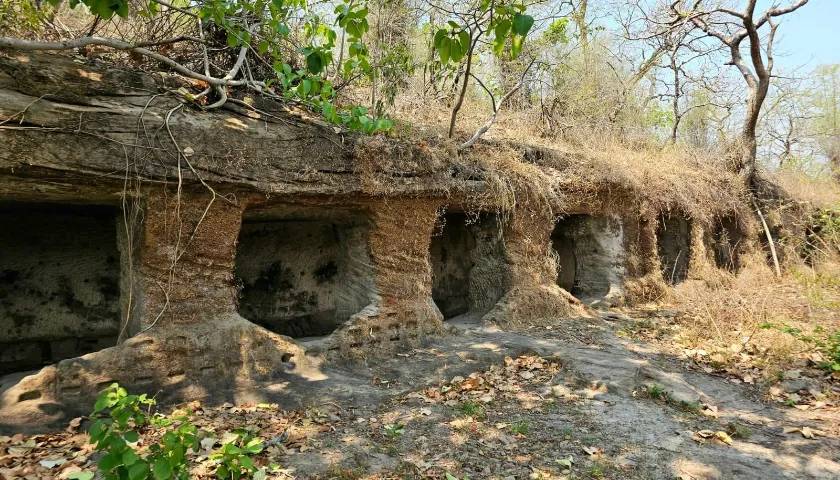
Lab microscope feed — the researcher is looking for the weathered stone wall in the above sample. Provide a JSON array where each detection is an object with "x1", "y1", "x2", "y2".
[
  {"x1": 236, "y1": 212, "x2": 374, "y2": 338},
  {"x1": 551, "y1": 214, "x2": 626, "y2": 305},
  {"x1": 657, "y1": 213, "x2": 692, "y2": 285},
  {"x1": 622, "y1": 213, "x2": 668, "y2": 302},
  {"x1": 484, "y1": 208, "x2": 584, "y2": 326},
  {"x1": 430, "y1": 212, "x2": 508, "y2": 319},
  {"x1": 329, "y1": 199, "x2": 444, "y2": 356},
  {"x1": 0, "y1": 202, "x2": 121, "y2": 374},
  {"x1": 0, "y1": 189, "x2": 315, "y2": 431}
]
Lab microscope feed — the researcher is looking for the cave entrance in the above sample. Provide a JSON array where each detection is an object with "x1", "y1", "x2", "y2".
[
  {"x1": 551, "y1": 215, "x2": 625, "y2": 301},
  {"x1": 657, "y1": 213, "x2": 692, "y2": 284},
  {"x1": 708, "y1": 216, "x2": 745, "y2": 271},
  {"x1": 430, "y1": 212, "x2": 507, "y2": 320},
  {"x1": 235, "y1": 208, "x2": 374, "y2": 339},
  {"x1": 0, "y1": 202, "x2": 123, "y2": 376}
]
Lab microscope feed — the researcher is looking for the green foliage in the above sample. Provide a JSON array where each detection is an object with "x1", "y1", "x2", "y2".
[
  {"x1": 431, "y1": 1, "x2": 535, "y2": 65},
  {"x1": 86, "y1": 384, "x2": 268, "y2": 480},
  {"x1": 644, "y1": 384, "x2": 666, "y2": 400},
  {"x1": 382, "y1": 423, "x2": 405, "y2": 438},
  {"x1": 457, "y1": 400, "x2": 485, "y2": 419},
  {"x1": 543, "y1": 18, "x2": 570, "y2": 45},
  {"x1": 44, "y1": 0, "x2": 129, "y2": 20},
  {"x1": 0, "y1": 0, "x2": 53, "y2": 36},
  {"x1": 760, "y1": 323, "x2": 840, "y2": 372},
  {"x1": 646, "y1": 104, "x2": 676, "y2": 129},
  {"x1": 46, "y1": 0, "x2": 392, "y2": 134},
  {"x1": 509, "y1": 420, "x2": 530, "y2": 435},
  {"x1": 87, "y1": 383, "x2": 199, "y2": 480},
  {"x1": 209, "y1": 430, "x2": 264, "y2": 480}
]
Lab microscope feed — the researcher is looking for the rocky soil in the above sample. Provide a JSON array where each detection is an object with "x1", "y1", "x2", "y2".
[{"x1": 2, "y1": 312, "x2": 838, "y2": 480}]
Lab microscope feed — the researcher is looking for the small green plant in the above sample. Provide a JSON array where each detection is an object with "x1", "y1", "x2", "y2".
[
  {"x1": 509, "y1": 420, "x2": 530, "y2": 436},
  {"x1": 88, "y1": 383, "x2": 199, "y2": 480},
  {"x1": 676, "y1": 400, "x2": 702, "y2": 414},
  {"x1": 209, "y1": 430, "x2": 264, "y2": 480},
  {"x1": 760, "y1": 323, "x2": 840, "y2": 372},
  {"x1": 645, "y1": 384, "x2": 667, "y2": 400},
  {"x1": 588, "y1": 462, "x2": 606, "y2": 478},
  {"x1": 457, "y1": 400, "x2": 485, "y2": 419},
  {"x1": 383, "y1": 423, "x2": 405, "y2": 439},
  {"x1": 726, "y1": 422, "x2": 752, "y2": 439}
]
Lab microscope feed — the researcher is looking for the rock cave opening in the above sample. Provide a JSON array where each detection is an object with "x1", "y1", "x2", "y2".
[
  {"x1": 708, "y1": 215, "x2": 745, "y2": 271},
  {"x1": 0, "y1": 201, "x2": 123, "y2": 377},
  {"x1": 234, "y1": 207, "x2": 374, "y2": 339},
  {"x1": 430, "y1": 211, "x2": 508, "y2": 320},
  {"x1": 551, "y1": 214, "x2": 626, "y2": 301},
  {"x1": 657, "y1": 213, "x2": 692, "y2": 284}
]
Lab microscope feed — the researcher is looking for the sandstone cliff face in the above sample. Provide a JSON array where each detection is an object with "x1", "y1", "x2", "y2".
[{"x1": 0, "y1": 52, "x2": 748, "y2": 431}]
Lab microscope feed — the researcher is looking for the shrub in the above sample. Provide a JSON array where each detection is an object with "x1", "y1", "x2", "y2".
[
  {"x1": 88, "y1": 383, "x2": 198, "y2": 480},
  {"x1": 84, "y1": 383, "x2": 266, "y2": 480},
  {"x1": 209, "y1": 430, "x2": 264, "y2": 480}
]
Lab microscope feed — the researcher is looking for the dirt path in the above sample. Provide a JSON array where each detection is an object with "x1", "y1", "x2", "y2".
[{"x1": 2, "y1": 313, "x2": 838, "y2": 479}]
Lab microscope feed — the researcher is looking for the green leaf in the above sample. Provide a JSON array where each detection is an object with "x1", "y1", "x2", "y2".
[
  {"x1": 122, "y1": 449, "x2": 140, "y2": 466},
  {"x1": 510, "y1": 34, "x2": 524, "y2": 57},
  {"x1": 94, "y1": 395, "x2": 110, "y2": 413},
  {"x1": 494, "y1": 19, "x2": 511, "y2": 41},
  {"x1": 438, "y1": 37, "x2": 451, "y2": 64},
  {"x1": 512, "y1": 13, "x2": 534, "y2": 36},
  {"x1": 433, "y1": 29, "x2": 447, "y2": 49},
  {"x1": 457, "y1": 30, "x2": 471, "y2": 56},
  {"x1": 305, "y1": 53, "x2": 324, "y2": 74},
  {"x1": 124, "y1": 430, "x2": 140, "y2": 443},
  {"x1": 128, "y1": 460, "x2": 149, "y2": 480},
  {"x1": 244, "y1": 438, "x2": 263, "y2": 454},
  {"x1": 153, "y1": 458, "x2": 173, "y2": 480},
  {"x1": 98, "y1": 451, "x2": 122, "y2": 471},
  {"x1": 217, "y1": 465, "x2": 230, "y2": 478},
  {"x1": 114, "y1": 0, "x2": 129, "y2": 18}
]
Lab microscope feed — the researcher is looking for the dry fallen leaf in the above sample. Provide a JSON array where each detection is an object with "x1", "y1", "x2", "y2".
[
  {"x1": 783, "y1": 426, "x2": 826, "y2": 439},
  {"x1": 582, "y1": 446, "x2": 603, "y2": 456},
  {"x1": 66, "y1": 418, "x2": 82, "y2": 433},
  {"x1": 714, "y1": 431, "x2": 733, "y2": 445},
  {"x1": 38, "y1": 458, "x2": 67, "y2": 469},
  {"x1": 800, "y1": 426, "x2": 825, "y2": 439}
]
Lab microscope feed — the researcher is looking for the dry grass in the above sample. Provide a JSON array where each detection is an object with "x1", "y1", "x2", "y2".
[
  {"x1": 386, "y1": 92, "x2": 749, "y2": 223},
  {"x1": 771, "y1": 169, "x2": 840, "y2": 209},
  {"x1": 666, "y1": 258, "x2": 840, "y2": 383}
]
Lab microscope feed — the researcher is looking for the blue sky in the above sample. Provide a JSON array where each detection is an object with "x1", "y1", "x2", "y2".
[{"x1": 769, "y1": 0, "x2": 840, "y2": 71}]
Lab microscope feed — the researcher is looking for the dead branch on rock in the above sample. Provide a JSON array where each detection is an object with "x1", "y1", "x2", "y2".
[{"x1": 460, "y1": 58, "x2": 538, "y2": 151}]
